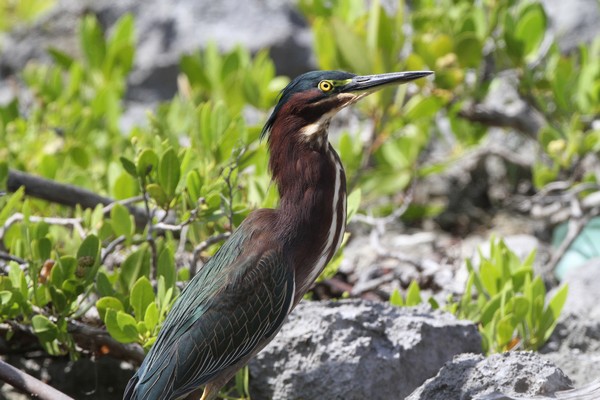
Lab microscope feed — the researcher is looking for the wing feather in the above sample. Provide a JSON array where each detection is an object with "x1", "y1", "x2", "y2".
[{"x1": 125, "y1": 224, "x2": 293, "y2": 400}]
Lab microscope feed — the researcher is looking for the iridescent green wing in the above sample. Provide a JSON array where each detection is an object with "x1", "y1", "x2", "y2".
[{"x1": 129, "y1": 228, "x2": 293, "y2": 400}]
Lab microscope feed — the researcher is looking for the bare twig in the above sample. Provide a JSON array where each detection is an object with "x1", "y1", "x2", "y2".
[
  {"x1": 0, "y1": 320, "x2": 144, "y2": 365},
  {"x1": 221, "y1": 150, "x2": 245, "y2": 231},
  {"x1": 459, "y1": 144, "x2": 534, "y2": 169},
  {"x1": 351, "y1": 272, "x2": 395, "y2": 296},
  {"x1": 0, "y1": 251, "x2": 27, "y2": 266},
  {"x1": 7, "y1": 169, "x2": 148, "y2": 228},
  {"x1": 141, "y1": 193, "x2": 158, "y2": 280},
  {"x1": 67, "y1": 320, "x2": 144, "y2": 365},
  {"x1": 521, "y1": 182, "x2": 600, "y2": 224},
  {"x1": 352, "y1": 175, "x2": 417, "y2": 231},
  {"x1": 0, "y1": 359, "x2": 74, "y2": 400},
  {"x1": 177, "y1": 224, "x2": 189, "y2": 256},
  {"x1": 458, "y1": 103, "x2": 543, "y2": 138},
  {"x1": 154, "y1": 207, "x2": 199, "y2": 232},
  {"x1": 100, "y1": 235, "x2": 126, "y2": 265},
  {"x1": 546, "y1": 198, "x2": 592, "y2": 278},
  {"x1": 101, "y1": 195, "x2": 145, "y2": 214},
  {"x1": 0, "y1": 213, "x2": 86, "y2": 240}
]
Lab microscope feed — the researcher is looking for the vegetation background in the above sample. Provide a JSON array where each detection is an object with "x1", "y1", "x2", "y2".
[{"x1": 0, "y1": 0, "x2": 599, "y2": 398}]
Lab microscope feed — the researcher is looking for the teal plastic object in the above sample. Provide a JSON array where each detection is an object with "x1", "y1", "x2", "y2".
[{"x1": 553, "y1": 216, "x2": 600, "y2": 280}]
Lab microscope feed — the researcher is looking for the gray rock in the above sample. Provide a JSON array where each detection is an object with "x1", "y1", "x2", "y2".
[
  {"x1": 406, "y1": 352, "x2": 573, "y2": 400},
  {"x1": 249, "y1": 300, "x2": 482, "y2": 400},
  {"x1": 540, "y1": 259, "x2": 600, "y2": 385},
  {"x1": 541, "y1": 0, "x2": 600, "y2": 52},
  {"x1": 561, "y1": 257, "x2": 600, "y2": 320},
  {"x1": 0, "y1": 0, "x2": 313, "y2": 102}
]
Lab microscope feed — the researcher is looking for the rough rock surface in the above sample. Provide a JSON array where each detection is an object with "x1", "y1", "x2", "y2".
[
  {"x1": 406, "y1": 352, "x2": 573, "y2": 400},
  {"x1": 541, "y1": 258, "x2": 600, "y2": 385},
  {"x1": 248, "y1": 300, "x2": 482, "y2": 400},
  {"x1": 0, "y1": 0, "x2": 312, "y2": 102},
  {"x1": 540, "y1": 0, "x2": 600, "y2": 52}
]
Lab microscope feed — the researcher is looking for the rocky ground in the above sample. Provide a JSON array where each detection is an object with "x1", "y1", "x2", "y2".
[{"x1": 2, "y1": 0, "x2": 600, "y2": 399}]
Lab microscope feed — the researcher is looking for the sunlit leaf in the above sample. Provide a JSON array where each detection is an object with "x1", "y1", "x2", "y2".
[{"x1": 131, "y1": 276, "x2": 155, "y2": 322}]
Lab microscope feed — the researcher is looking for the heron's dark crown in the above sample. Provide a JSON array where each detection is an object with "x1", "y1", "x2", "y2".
[{"x1": 261, "y1": 70, "x2": 356, "y2": 139}]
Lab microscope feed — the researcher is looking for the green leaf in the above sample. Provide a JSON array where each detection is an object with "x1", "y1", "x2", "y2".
[
  {"x1": 157, "y1": 247, "x2": 176, "y2": 290},
  {"x1": 480, "y1": 292, "x2": 502, "y2": 326},
  {"x1": 143, "y1": 336, "x2": 157, "y2": 351},
  {"x1": 389, "y1": 288, "x2": 404, "y2": 307},
  {"x1": 146, "y1": 183, "x2": 169, "y2": 207},
  {"x1": 110, "y1": 203, "x2": 133, "y2": 238},
  {"x1": 158, "y1": 148, "x2": 181, "y2": 198},
  {"x1": 136, "y1": 321, "x2": 148, "y2": 336},
  {"x1": 186, "y1": 170, "x2": 203, "y2": 205},
  {"x1": 119, "y1": 246, "x2": 151, "y2": 291},
  {"x1": 112, "y1": 172, "x2": 138, "y2": 200},
  {"x1": 130, "y1": 276, "x2": 155, "y2": 322},
  {"x1": 144, "y1": 302, "x2": 159, "y2": 332},
  {"x1": 330, "y1": 18, "x2": 371, "y2": 74},
  {"x1": 406, "y1": 281, "x2": 422, "y2": 306},
  {"x1": 346, "y1": 189, "x2": 362, "y2": 222},
  {"x1": 32, "y1": 315, "x2": 59, "y2": 342},
  {"x1": 512, "y1": 296, "x2": 530, "y2": 321},
  {"x1": 404, "y1": 96, "x2": 444, "y2": 120},
  {"x1": 479, "y1": 258, "x2": 500, "y2": 296},
  {"x1": 80, "y1": 15, "x2": 106, "y2": 69},
  {"x1": 428, "y1": 297, "x2": 440, "y2": 309},
  {"x1": 496, "y1": 314, "x2": 515, "y2": 346},
  {"x1": 137, "y1": 149, "x2": 159, "y2": 178},
  {"x1": 0, "y1": 187, "x2": 24, "y2": 225},
  {"x1": 62, "y1": 279, "x2": 84, "y2": 297},
  {"x1": 515, "y1": 3, "x2": 547, "y2": 60},
  {"x1": 70, "y1": 145, "x2": 90, "y2": 169},
  {"x1": 96, "y1": 270, "x2": 115, "y2": 297},
  {"x1": 77, "y1": 234, "x2": 100, "y2": 263},
  {"x1": 540, "y1": 284, "x2": 569, "y2": 341},
  {"x1": 454, "y1": 32, "x2": 483, "y2": 68},
  {"x1": 105, "y1": 13, "x2": 135, "y2": 74},
  {"x1": 47, "y1": 48, "x2": 74, "y2": 69},
  {"x1": 0, "y1": 161, "x2": 8, "y2": 190},
  {"x1": 96, "y1": 296, "x2": 125, "y2": 321},
  {"x1": 49, "y1": 287, "x2": 67, "y2": 311},
  {"x1": 0, "y1": 291, "x2": 13, "y2": 307},
  {"x1": 105, "y1": 309, "x2": 139, "y2": 343},
  {"x1": 76, "y1": 235, "x2": 100, "y2": 281},
  {"x1": 52, "y1": 256, "x2": 76, "y2": 287},
  {"x1": 503, "y1": 14, "x2": 524, "y2": 62},
  {"x1": 120, "y1": 156, "x2": 138, "y2": 178},
  {"x1": 35, "y1": 238, "x2": 52, "y2": 261}
]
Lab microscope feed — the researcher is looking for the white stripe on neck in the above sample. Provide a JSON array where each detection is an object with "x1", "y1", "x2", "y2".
[{"x1": 302, "y1": 149, "x2": 346, "y2": 291}]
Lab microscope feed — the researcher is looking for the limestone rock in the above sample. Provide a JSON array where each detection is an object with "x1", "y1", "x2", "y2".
[
  {"x1": 406, "y1": 352, "x2": 573, "y2": 400},
  {"x1": 249, "y1": 300, "x2": 482, "y2": 400}
]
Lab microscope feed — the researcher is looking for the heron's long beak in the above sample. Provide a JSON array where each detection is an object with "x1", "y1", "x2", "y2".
[{"x1": 343, "y1": 71, "x2": 433, "y2": 93}]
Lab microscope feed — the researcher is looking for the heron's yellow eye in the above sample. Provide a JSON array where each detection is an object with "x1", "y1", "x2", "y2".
[{"x1": 318, "y1": 80, "x2": 333, "y2": 92}]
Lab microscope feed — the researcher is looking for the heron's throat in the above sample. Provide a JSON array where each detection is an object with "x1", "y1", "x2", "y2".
[{"x1": 298, "y1": 111, "x2": 336, "y2": 148}]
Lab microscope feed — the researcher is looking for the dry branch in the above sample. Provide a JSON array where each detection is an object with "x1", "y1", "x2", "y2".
[
  {"x1": 458, "y1": 103, "x2": 543, "y2": 138},
  {"x1": 0, "y1": 320, "x2": 144, "y2": 366},
  {"x1": 0, "y1": 359, "x2": 74, "y2": 400},
  {"x1": 7, "y1": 169, "x2": 148, "y2": 229}
]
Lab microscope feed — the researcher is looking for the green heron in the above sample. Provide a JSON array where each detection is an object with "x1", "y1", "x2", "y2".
[{"x1": 123, "y1": 69, "x2": 432, "y2": 400}]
